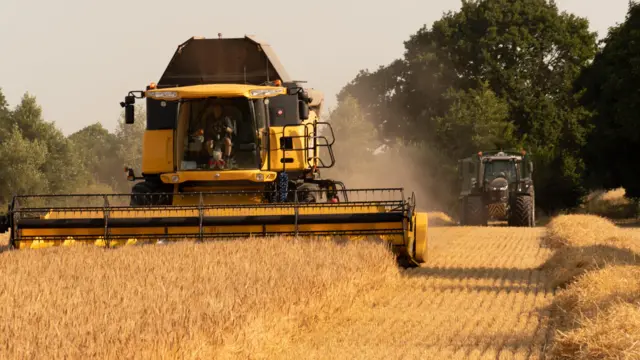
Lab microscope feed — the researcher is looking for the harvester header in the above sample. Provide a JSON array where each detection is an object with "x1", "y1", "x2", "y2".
[{"x1": 0, "y1": 34, "x2": 429, "y2": 268}]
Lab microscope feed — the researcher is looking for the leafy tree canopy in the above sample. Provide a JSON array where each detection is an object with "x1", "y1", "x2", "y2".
[
  {"x1": 576, "y1": 1, "x2": 640, "y2": 198},
  {"x1": 334, "y1": 0, "x2": 598, "y2": 213}
]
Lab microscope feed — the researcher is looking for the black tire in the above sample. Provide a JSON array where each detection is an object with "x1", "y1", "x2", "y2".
[
  {"x1": 530, "y1": 187, "x2": 536, "y2": 225},
  {"x1": 396, "y1": 254, "x2": 419, "y2": 269},
  {"x1": 465, "y1": 195, "x2": 487, "y2": 226},
  {"x1": 265, "y1": 183, "x2": 278, "y2": 203},
  {"x1": 508, "y1": 194, "x2": 534, "y2": 227},
  {"x1": 0, "y1": 215, "x2": 9, "y2": 234},
  {"x1": 291, "y1": 183, "x2": 318, "y2": 203},
  {"x1": 458, "y1": 198, "x2": 466, "y2": 225},
  {"x1": 130, "y1": 181, "x2": 172, "y2": 206}
]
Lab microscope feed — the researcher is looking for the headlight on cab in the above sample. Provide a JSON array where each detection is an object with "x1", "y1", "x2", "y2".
[
  {"x1": 249, "y1": 89, "x2": 283, "y2": 97},
  {"x1": 147, "y1": 91, "x2": 178, "y2": 99}
]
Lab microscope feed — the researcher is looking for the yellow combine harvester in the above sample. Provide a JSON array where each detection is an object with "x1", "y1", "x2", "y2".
[{"x1": 0, "y1": 35, "x2": 428, "y2": 267}]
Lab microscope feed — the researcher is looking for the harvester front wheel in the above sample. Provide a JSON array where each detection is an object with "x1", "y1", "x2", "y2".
[
  {"x1": 130, "y1": 181, "x2": 172, "y2": 206},
  {"x1": 396, "y1": 255, "x2": 418, "y2": 268}
]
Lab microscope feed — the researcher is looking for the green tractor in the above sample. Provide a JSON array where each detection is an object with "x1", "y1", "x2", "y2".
[{"x1": 457, "y1": 150, "x2": 535, "y2": 227}]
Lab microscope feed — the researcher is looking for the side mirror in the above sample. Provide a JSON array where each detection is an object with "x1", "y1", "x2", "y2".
[
  {"x1": 288, "y1": 86, "x2": 312, "y2": 103},
  {"x1": 528, "y1": 161, "x2": 534, "y2": 174},
  {"x1": 125, "y1": 105, "x2": 135, "y2": 124},
  {"x1": 298, "y1": 100, "x2": 309, "y2": 120},
  {"x1": 120, "y1": 95, "x2": 136, "y2": 124}
]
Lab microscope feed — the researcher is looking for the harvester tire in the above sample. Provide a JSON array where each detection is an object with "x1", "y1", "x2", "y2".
[
  {"x1": 396, "y1": 254, "x2": 419, "y2": 268},
  {"x1": 508, "y1": 194, "x2": 534, "y2": 227},
  {"x1": 130, "y1": 181, "x2": 172, "y2": 206},
  {"x1": 293, "y1": 183, "x2": 318, "y2": 203},
  {"x1": 464, "y1": 196, "x2": 486, "y2": 226}
]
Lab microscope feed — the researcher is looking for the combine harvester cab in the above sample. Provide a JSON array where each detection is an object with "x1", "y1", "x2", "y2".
[{"x1": 0, "y1": 35, "x2": 428, "y2": 268}]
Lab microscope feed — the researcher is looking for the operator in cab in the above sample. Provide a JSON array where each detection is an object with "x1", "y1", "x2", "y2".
[{"x1": 196, "y1": 101, "x2": 237, "y2": 169}]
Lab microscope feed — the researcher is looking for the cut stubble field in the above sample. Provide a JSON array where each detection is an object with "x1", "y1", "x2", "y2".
[{"x1": 0, "y1": 226, "x2": 577, "y2": 359}]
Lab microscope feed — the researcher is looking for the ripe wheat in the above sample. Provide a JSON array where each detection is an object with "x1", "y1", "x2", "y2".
[
  {"x1": 0, "y1": 226, "x2": 554, "y2": 359},
  {"x1": 541, "y1": 214, "x2": 640, "y2": 359}
]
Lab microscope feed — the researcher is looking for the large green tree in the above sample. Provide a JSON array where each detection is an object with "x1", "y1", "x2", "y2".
[
  {"x1": 575, "y1": 1, "x2": 640, "y2": 198},
  {"x1": 115, "y1": 104, "x2": 146, "y2": 178},
  {"x1": 69, "y1": 104, "x2": 147, "y2": 193},
  {"x1": 325, "y1": 94, "x2": 379, "y2": 177},
  {"x1": 434, "y1": 82, "x2": 518, "y2": 160},
  {"x1": 68, "y1": 122, "x2": 122, "y2": 190},
  {"x1": 337, "y1": 60, "x2": 409, "y2": 138},
  {"x1": 0, "y1": 124, "x2": 49, "y2": 205},
  {"x1": 9, "y1": 93, "x2": 85, "y2": 194},
  {"x1": 0, "y1": 88, "x2": 9, "y2": 123},
  {"x1": 0, "y1": 86, "x2": 148, "y2": 204},
  {"x1": 337, "y1": 0, "x2": 598, "y2": 213},
  {"x1": 0, "y1": 88, "x2": 11, "y2": 141}
]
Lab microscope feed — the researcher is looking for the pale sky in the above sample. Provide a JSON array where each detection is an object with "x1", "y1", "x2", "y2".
[{"x1": 0, "y1": 0, "x2": 630, "y2": 135}]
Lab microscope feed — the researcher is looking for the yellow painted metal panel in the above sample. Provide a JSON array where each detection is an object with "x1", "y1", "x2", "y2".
[{"x1": 142, "y1": 130, "x2": 174, "y2": 173}]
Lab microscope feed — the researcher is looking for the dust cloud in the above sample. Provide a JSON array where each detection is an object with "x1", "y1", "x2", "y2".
[
  {"x1": 321, "y1": 114, "x2": 453, "y2": 214},
  {"x1": 323, "y1": 149, "x2": 435, "y2": 212}
]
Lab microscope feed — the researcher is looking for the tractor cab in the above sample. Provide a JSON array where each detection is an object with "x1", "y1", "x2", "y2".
[{"x1": 483, "y1": 157, "x2": 517, "y2": 184}]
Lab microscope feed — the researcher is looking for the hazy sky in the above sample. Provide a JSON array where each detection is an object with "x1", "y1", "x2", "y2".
[{"x1": 0, "y1": 0, "x2": 631, "y2": 135}]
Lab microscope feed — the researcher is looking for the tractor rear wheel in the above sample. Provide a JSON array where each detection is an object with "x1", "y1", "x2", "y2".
[
  {"x1": 458, "y1": 198, "x2": 466, "y2": 225},
  {"x1": 508, "y1": 194, "x2": 534, "y2": 227}
]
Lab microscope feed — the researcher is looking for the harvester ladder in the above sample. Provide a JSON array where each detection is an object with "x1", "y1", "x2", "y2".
[{"x1": 279, "y1": 123, "x2": 336, "y2": 172}]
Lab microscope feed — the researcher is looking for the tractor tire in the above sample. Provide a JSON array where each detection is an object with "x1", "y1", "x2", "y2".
[
  {"x1": 464, "y1": 196, "x2": 487, "y2": 226},
  {"x1": 0, "y1": 215, "x2": 9, "y2": 234},
  {"x1": 530, "y1": 188, "x2": 536, "y2": 226},
  {"x1": 458, "y1": 198, "x2": 466, "y2": 225},
  {"x1": 508, "y1": 194, "x2": 534, "y2": 227}
]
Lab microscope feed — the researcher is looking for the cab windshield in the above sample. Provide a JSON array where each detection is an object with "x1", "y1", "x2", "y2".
[
  {"x1": 179, "y1": 97, "x2": 266, "y2": 170},
  {"x1": 483, "y1": 159, "x2": 517, "y2": 182}
]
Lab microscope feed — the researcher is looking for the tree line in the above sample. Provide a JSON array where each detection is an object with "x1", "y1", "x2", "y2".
[
  {"x1": 0, "y1": 90, "x2": 145, "y2": 208},
  {"x1": 325, "y1": 0, "x2": 640, "y2": 216}
]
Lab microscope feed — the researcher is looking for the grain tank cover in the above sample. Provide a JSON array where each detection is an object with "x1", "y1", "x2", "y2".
[{"x1": 157, "y1": 35, "x2": 292, "y2": 87}]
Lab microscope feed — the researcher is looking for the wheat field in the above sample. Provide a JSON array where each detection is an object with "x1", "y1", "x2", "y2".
[
  {"x1": 539, "y1": 214, "x2": 640, "y2": 359},
  {"x1": 0, "y1": 225, "x2": 559, "y2": 360}
]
